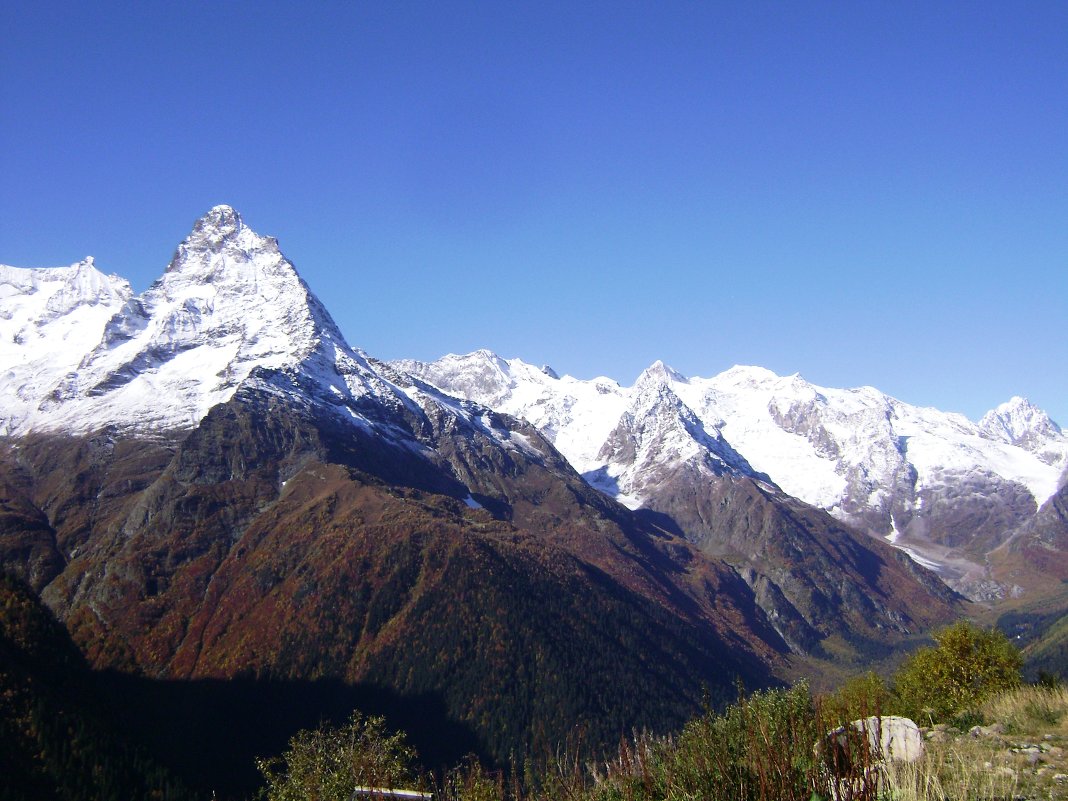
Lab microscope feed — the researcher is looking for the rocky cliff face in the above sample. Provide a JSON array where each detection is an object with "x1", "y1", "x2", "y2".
[{"x1": 980, "y1": 397, "x2": 1066, "y2": 463}]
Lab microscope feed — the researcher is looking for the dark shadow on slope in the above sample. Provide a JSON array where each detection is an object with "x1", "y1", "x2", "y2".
[
  {"x1": 95, "y1": 672, "x2": 483, "y2": 800},
  {"x1": 581, "y1": 466, "x2": 621, "y2": 498},
  {"x1": 632, "y1": 507, "x2": 687, "y2": 538}
]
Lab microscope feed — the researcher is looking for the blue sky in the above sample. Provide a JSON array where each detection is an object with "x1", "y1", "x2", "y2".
[{"x1": 2, "y1": 1, "x2": 1066, "y2": 424}]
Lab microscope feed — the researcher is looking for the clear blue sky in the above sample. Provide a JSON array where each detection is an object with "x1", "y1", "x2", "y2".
[{"x1": 2, "y1": 2, "x2": 1066, "y2": 425}]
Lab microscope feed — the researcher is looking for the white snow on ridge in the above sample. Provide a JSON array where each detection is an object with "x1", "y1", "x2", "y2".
[
  {"x1": 0, "y1": 259, "x2": 133, "y2": 435},
  {"x1": 897, "y1": 406, "x2": 1062, "y2": 504},
  {"x1": 980, "y1": 396, "x2": 1063, "y2": 445},
  {"x1": 677, "y1": 370, "x2": 849, "y2": 510},
  {"x1": 1, "y1": 207, "x2": 329, "y2": 434},
  {"x1": 5, "y1": 207, "x2": 1065, "y2": 565},
  {"x1": 394, "y1": 350, "x2": 628, "y2": 475}
]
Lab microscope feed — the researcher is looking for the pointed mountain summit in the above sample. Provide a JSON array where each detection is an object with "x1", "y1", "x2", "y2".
[
  {"x1": 635, "y1": 359, "x2": 687, "y2": 387},
  {"x1": 593, "y1": 373, "x2": 762, "y2": 509},
  {"x1": 181, "y1": 203, "x2": 247, "y2": 251},
  {"x1": 980, "y1": 397, "x2": 1065, "y2": 463},
  {"x1": 2, "y1": 208, "x2": 610, "y2": 513}
]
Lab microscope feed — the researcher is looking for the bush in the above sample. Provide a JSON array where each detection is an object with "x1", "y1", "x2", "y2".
[
  {"x1": 821, "y1": 671, "x2": 897, "y2": 726},
  {"x1": 437, "y1": 756, "x2": 506, "y2": 801},
  {"x1": 591, "y1": 683, "x2": 828, "y2": 801},
  {"x1": 894, "y1": 621, "x2": 1022, "y2": 723},
  {"x1": 256, "y1": 711, "x2": 419, "y2": 801}
]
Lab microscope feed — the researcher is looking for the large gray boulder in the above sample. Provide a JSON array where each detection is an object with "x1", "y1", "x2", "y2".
[
  {"x1": 823, "y1": 715, "x2": 925, "y2": 779},
  {"x1": 854, "y1": 715, "x2": 925, "y2": 762}
]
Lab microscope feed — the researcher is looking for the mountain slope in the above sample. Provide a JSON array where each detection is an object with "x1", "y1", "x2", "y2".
[
  {"x1": 2, "y1": 206, "x2": 432, "y2": 442},
  {"x1": 0, "y1": 207, "x2": 968, "y2": 773},
  {"x1": 0, "y1": 572, "x2": 196, "y2": 801},
  {"x1": 0, "y1": 392, "x2": 785, "y2": 764}
]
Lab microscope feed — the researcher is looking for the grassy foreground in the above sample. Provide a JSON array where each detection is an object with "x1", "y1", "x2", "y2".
[
  {"x1": 258, "y1": 620, "x2": 1068, "y2": 800},
  {"x1": 257, "y1": 682, "x2": 1068, "y2": 801}
]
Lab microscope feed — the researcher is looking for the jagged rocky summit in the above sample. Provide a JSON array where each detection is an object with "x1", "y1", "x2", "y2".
[{"x1": 0, "y1": 207, "x2": 573, "y2": 503}]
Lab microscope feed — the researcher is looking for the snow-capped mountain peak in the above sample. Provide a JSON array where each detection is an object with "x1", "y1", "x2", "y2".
[
  {"x1": 396, "y1": 351, "x2": 629, "y2": 477},
  {"x1": 715, "y1": 364, "x2": 780, "y2": 386},
  {"x1": 2, "y1": 209, "x2": 603, "y2": 528},
  {"x1": 591, "y1": 375, "x2": 760, "y2": 507},
  {"x1": 404, "y1": 349, "x2": 519, "y2": 407},
  {"x1": 980, "y1": 396, "x2": 1063, "y2": 450},
  {"x1": 0, "y1": 258, "x2": 132, "y2": 315},
  {"x1": 1, "y1": 260, "x2": 134, "y2": 435},
  {"x1": 156, "y1": 205, "x2": 305, "y2": 311},
  {"x1": 184, "y1": 204, "x2": 246, "y2": 248},
  {"x1": 635, "y1": 359, "x2": 687, "y2": 387},
  {"x1": 2, "y1": 208, "x2": 418, "y2": 439}
]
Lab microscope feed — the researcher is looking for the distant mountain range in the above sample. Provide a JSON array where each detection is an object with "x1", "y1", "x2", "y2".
[
  {"x1": 395, "y1": 352, "x2": 1068, "y2": 601},
  {"x1": 1, "y1": 206, "x2": 1061, "y2": 790}
]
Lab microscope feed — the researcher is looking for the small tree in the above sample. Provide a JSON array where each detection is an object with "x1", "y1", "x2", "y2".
[
  {"x1": 894, "y1": 620, "x2": 1022, "y2": 722},
  {"x1": 256, "y1": 711, "x2": 418, "y2": 801}
]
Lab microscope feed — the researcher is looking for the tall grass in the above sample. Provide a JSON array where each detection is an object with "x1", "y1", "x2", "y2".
[
  {"x1": 880, "y1": 742, "x2": 1019, "y2": 801},
  {"x1": 981, "y1": 684, "x2": 1068, "y2": 735},
  {"x1": 435, "y1": 683, "x2": 1051, "y2": 801},
  {"x1": 535, "y1": 683, "x2": 885, "y2": 801}
]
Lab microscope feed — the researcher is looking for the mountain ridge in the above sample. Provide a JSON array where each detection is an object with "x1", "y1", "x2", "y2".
[
  {"x1": 6, "y1": 207, "x2": 1059, "y2": 610},
  {"x1": 395, "y1": 351, "x2": 1068, "y2": 601}
]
